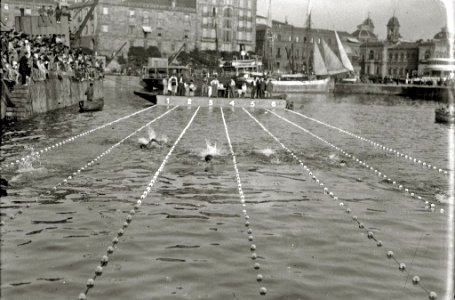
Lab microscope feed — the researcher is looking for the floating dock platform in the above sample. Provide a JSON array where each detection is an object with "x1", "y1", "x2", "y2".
[{"x1": 156, "y1": 95, "x2": 287, "y2": 108}]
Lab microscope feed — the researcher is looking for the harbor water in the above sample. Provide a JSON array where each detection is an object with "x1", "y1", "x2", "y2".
[{"x1": 0, "y1": 80, "x2": 451, "y2": 300}]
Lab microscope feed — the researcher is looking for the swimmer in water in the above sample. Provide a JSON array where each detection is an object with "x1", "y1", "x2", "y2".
[
  {"x1": 138, "y1": 126, "x2": 163, "y2": 149},
  {"x1": 139, "y1": 138, "x2": 162, "y2": 149},
  {"x1": 204, "y1": 154, "x2": 214, "y2": 172}
]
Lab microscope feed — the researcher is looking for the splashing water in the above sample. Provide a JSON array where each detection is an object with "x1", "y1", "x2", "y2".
[
  {"x1": 147, "y1": 125, "x2": 157, "y2": 141},
  {"x1": 139, "y1": 125, "x2": 167, "y2": 147},
  {"x1": 11, "y1": 146, "x2": 47, "y2": 183},
  {"x1": 17, "y1": 146, "x2": 41, "y2": 172},
  {"x1": 257, "y1": 147, "x2": 275, "y2": 157},
  {"x1": 202, "y1": 139, "x2": 220, "y2": 157}
]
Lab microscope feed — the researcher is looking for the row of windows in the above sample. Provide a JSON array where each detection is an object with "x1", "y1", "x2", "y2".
[
  {"x1": 274, "y1": 47, "x2": 306, "y2": 59},
  {"x1": 273, "y1": 34, "x2": 334, "y2": 45},
  {"x1": 388, "y1": 52, "x2": 417, "y2": 61},
  {"x1": 204, "y1": 0, "x2": 235, "y2": 6},
  {"x1": 389, "y1": 68, "x2": 414, "y2": 76},
  {"x1": 199, "y1": 41, "x2": 252, "y2": 51},
  {"x1": 365, "y1": 65, "x2": 415, "y2": 76},
  {"x1": 201, "y1": 6, "x2": 252, "y2": 17},
  {"x1": 201, "y1": 17, "x2": 252, "y2": 28},
  {"x1": 102, "y1": 7, "x2": 191, "y2": 23},
  {"x1": 201, "y1": 28, "x2": 251, "y2": 41},
  {"x1": 365, "y1": 50, "x2": 418, "y2": 62}
]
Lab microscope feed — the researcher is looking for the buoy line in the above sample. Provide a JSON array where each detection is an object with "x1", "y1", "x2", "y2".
[
  {"x1": 0, "y1": 106, "x2": 179, "y2": 227},
  {"x1": 220, "y1": 107, "x2": 267, "y2": 296},
  {"x1": 0, "y1": 105, "x2": 158, "y2": 171},
  {"x1": 268, "y1": 109, "x2": 445, "y2": 213},
  {"x1": 77, "y1": 107, "x2": 200, "y2": 300},
  {"x1": 285, "y1": 109, "x2": 449, "y2": 176},
  {"x1": 243, "y1": 108, "x2": 438, "y2": 300}
]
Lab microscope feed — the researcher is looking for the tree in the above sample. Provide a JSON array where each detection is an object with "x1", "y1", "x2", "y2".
[
  {"x1": 127, "y1": 46, "x2": 162, "y2": 67},
  {"x1": 146, "y1": 46, "x2": 161, "y2": 58}
]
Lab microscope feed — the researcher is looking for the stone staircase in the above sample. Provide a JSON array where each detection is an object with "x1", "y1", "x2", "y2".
[{"x1": 5, "y1": 85, "x2": 32, "y2": 120}]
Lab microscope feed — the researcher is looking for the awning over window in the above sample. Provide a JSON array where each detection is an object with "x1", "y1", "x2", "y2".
[{"x1": 142, "y1": 26, "x2": 152, "y2": 33}]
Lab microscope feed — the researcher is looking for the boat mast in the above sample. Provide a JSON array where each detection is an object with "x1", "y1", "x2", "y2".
[
  {"x1": 213, "y1": 7, "x2": 219, "y2": 71},
  {"x1": 305, "y1": 0, "x2": 312, "y2": 76},
  {"x1": 266, "y1": 0, "x2": 273, "y2": 73}
]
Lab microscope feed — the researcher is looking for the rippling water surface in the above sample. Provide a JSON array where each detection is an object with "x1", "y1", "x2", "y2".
[{"x1": 0, "y1": 79, "x2": 451, "y2": 300}]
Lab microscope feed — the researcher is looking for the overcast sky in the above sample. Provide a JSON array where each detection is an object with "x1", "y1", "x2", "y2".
[{"x1": 256, "y1": 0, "x2": 453, "y2": 41}]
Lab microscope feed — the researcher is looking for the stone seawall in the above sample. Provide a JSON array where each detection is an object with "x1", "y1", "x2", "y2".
[
  {"x1": 334, "y1": 83, "x2": 454, "y2": 102},
  {"x1": 2, "y1": 75, "x2": 103, "y2": 120},
  {"x1": 333, "y1": 83, "x2": 404, "y2": 96}
]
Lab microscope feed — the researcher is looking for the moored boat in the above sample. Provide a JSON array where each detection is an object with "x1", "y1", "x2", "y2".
[
  {"x1": 271, "y1": 76, "x2": 330, "y2": 93},
  {"x1": 264, "y1": 0, "x2": 355, "y2": 94},
  {"x1": 133, "y1": 90, "x2": 158, "y2": 104},
  {"x1": 79, "y1": 98, "x2": 104, "y2": 112},
  {"x1": 134, "y1": 57, "x2": 191, "y2": 104},
  {"x1": 435, "y1": 107, "x2": 455, "y2": 123}
]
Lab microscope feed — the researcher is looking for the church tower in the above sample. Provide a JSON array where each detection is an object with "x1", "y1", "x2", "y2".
[{"x1": 386, "y1": 15, "x2": 401, "y2": 42}]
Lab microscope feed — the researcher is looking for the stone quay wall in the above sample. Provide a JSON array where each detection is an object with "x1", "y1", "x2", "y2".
[
  {"x1": 2, "y1": 76, "x2": 103, "y2": 120},
  {"x1": 334, "y1": 83, "x2": 454, "y2": 102}
]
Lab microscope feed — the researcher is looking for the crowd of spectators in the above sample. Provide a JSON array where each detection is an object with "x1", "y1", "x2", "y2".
[{"x1": 0, "y1": 30, "x2": 104, "y2": 91}]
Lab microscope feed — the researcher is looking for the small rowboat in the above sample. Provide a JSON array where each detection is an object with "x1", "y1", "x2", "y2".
[
  {"x1": 79, "y1": 98, "x2": 104, "y2": 112},
  {"x1": 435, "y1": 107, "x2": 455, "y2": 124}
]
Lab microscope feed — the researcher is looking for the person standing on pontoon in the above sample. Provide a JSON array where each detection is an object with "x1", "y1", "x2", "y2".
[
  {"x1": 85, "y1": 82, "x2": 94, "y2": 101},
  {"x1": 169, "y1": 74, "x2": 178, "y2": 95},
  {"x1": 210, "y1": 76, "x2": 219, "y2": 98},
  {"x1": 201, "y1": 76, "x2": 208, "y2": 96}
]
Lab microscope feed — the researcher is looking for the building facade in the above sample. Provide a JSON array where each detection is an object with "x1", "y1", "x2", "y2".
[
  {"x1": 256, "y1": 17, "x2": 360, "y2": 74},
  {"x1": 1, "y1": 0, "x2": 59, "y2": 29},
  {"x1": 73, "y1": 0, "x2": 257, "y2": 57},
  {"x1": 70, "y1": 0, "x2": 198, "y2": 58},
  {"x1": 359, "y1": 16, "x2": 419, "y2": 79},
  {"x1": 358, "y1": 16, "x2": 455, "y2": 80},
  {"x1": 196, "y1": 0, "x2": 256, "y2": 52},
  {"x1": 417, "y1": 27, "x2": 455, "y2": 75},
  {"x1": 2, "y1": 0, "x2": 258, "y2": 59}
]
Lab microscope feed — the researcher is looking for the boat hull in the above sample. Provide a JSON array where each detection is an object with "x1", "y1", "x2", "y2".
[
  {"x1": 142, "y1": 78, "x2": 164, "y2": 92},
  {"x1": 435, "y1": 108, "x2": 455, "y2": 123},
  {"x1": 133, "y1": 90, "x2": 158, "y2": 104},
  {"x1": 79, "y1": 98, "x2": 104, "y2": 112},
  {"x1": 271, "y1": 78, "x2": 330, "y2": 94}
]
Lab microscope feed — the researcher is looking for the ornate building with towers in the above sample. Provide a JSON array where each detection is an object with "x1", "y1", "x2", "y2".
[
  {"x1": 358, "y1": 13, "x2": 455, "y2": 80},
  {"x1": 358, "y1": 15, "x2": 419, "y2": 80}
]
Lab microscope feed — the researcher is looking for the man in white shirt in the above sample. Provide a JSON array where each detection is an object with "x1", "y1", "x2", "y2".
[{"x1": 210, "y1": 76, "x2": 219, "y2": 98}]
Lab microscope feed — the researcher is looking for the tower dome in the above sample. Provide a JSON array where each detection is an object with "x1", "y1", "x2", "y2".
[
  {"x1": 363, "y1": 17, "x2": 375, "y2": 29},
  {"x1": 386, "y1": 15, "x2": 401, "y2": 42},
  {"x1": 387, "y1": 16, "x2": 400, "y2": 27}
]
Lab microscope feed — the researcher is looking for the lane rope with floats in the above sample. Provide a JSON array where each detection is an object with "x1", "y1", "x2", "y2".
[
  {"x1": 286, "y1": 109, "x2": 449, "y2": 175},
  {"x1": 268, "y1": 109, "x2": 445, "y2": 213},
  {"x1": 78, "y1": 107, "x2": 200, "y2": 300},
  {"x1": 243, "y1": 107, "x2": 438, "y2": 300},
  {"x1": 0, "y1": 105, "x2": 158, "y2": 171},
  {"x1": 220, "y1": 107, "x2": 267, "y2": 296},
  {"x1": 1, "y1": 106, "x2": 179, "y2": 227}
]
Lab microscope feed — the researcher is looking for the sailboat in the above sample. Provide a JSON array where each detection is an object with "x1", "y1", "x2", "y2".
[{"x1": 269, "y1": 0, "x2": 354, "y2": 94}]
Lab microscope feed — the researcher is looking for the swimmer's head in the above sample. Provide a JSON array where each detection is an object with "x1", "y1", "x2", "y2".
[{"x1": 205, "y1": 154, "x2": 213, "y2": 162}]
